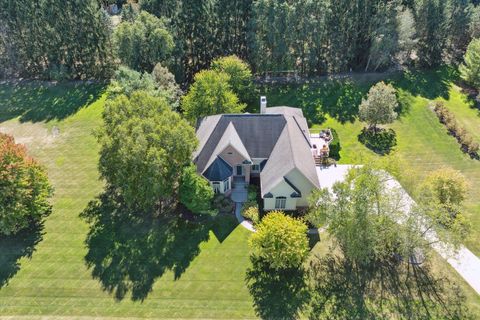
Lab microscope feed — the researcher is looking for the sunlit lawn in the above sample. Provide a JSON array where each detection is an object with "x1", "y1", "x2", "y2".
[
  {"x1": 263, "y1": 68, "x2": 480, "y2": 313},
  {"x1": 1, "y1": 71, "x2": 479, "y2": 319},
  {"x1": 0, "y1": 83, "x2": 255, "y2": 318}
]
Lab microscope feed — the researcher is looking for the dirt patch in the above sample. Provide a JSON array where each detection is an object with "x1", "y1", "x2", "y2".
[{"x1": 0, "y1": 121, "x2": 63, "y2": 151}]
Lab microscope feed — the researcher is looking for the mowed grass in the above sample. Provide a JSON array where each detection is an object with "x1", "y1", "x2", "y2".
[
  {"x1": 262, "y1": 69, "x2": 480, "y2": 311},
  {"x1": 0, "y1": 83, "x2": 255, "y2": 319},
  {"x1": 262, "y1": 68, "x2": 480, "y2": 256}
]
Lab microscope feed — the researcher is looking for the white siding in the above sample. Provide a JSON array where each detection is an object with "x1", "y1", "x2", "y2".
[
  {"x1": 263, "y1": 179, "x2": 297, "y2": 211},
  {"x1": 262, "y1": 168, "x2": 317, "y2": 210}
]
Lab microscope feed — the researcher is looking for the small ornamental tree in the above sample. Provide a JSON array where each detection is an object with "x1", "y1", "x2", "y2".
[
  {"x1": 181, "y1": 70, "x2": 245, "y2": 123},
  {"x1": 97, "y1": 91, "x2": 198, "y2": 214},
  {"x1": 179, "y1": 164, "x2": 214, "y2": 215},
  {"x1": 359, "y1": 81, "x2": 398, "y2": 132},
  {"x1": 211, "y1": 55, "x2": 254, "y2": 104},
  {"x1": 419, "y1": 168, "x2": 470, "y2": 238},
  {"x1": 249, "y1": 211, "x2": 309, "y2": 269},
  {"x1": 460, "y1": 38, "x2": 480, "y2": 89},
  {"x1": 0, "y1": 133, "x2": 53, "y2": 235}
]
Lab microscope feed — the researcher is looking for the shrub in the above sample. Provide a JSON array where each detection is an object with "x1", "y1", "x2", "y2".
[
  {"x1": 249, "y1": 211, "x2": 309, "y2": 269},
  {"x1": 213, "y1": 194, "x2": 235, "y2": 214},
  {"x1": 247, "y1": 184, "x2": 258, "y2": 201},
  {"x1": 328, "y1": 128, "x2": 341, "y2": 160},
  {"x1": 242, "y1": 204, "x2": 260, "y2": 225},
  {"x1": 467, "y1": 141, "x2": 480, "y2": 155},
  {"x1": 432, "y1": 103, "x2": 479, "y2": 157},
  {"x1": 461, "y1": 134, "x2": 474, "y2": 148}
]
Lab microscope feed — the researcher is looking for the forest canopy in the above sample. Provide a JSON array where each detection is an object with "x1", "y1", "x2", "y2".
[{"x1": 0, "y1": 0, "x2": 479, "y2": 82}]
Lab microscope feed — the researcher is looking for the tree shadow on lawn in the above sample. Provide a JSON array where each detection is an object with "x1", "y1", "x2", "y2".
[
  {"x1": 80, "y1": 190, "x2": 222, "y2": 301},
  {"x1": 261, "y1": 80, "x2": 368, "y2": 125},
  {"x1": 389, "y1": 66, "x2": 457, "y2": 101},
  {"x1": 358, "y1": 127, "x2": 397, "y2": 155},
  {"x1": 309, "y1": 254, "x2": 473, "y2": 319},
  {"x1": 0, "y1": 82, "x2": 106, "y2": 123},
  {"x1": 0, "y1": 222, "x2": 44, "y2": 288},
  {"x1": 245, "y1": 257, "x2": 310, "y2": 320}
]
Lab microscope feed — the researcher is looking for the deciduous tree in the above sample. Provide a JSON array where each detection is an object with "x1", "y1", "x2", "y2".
[
  {"x1": 211, "y1": 55, "x2": 254, "y2": 104},
  {"x1": 359, "y1": 82, "x2": 398, "y2": 132},
  {"x1": 179, "y1": 164, "x2": 214, "y2": 215},
  {"x1": 249, "y1": 211, "x2": 309, "y2": 270},
  {"x1": 97, "y1": 91, "x2": 197, "y2": 214},
  {"x1": 181, "y1": 70, "x2": 245, "y2": 123},
  {"x1": 0, "y1": 133, "x2": 53, "y2": 235},
  {"x1": 114, "y1": 11, "x2": 174, "y2": 72}
]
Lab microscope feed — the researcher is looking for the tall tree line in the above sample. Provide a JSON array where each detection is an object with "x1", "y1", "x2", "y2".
[
  {"x1": 140, "y1": 0, "x2": 479, "y2": 82},
  {"x1": 0, "y1": 0, "x2": 478, "y2": 81},
  {"x1": 0, "y1": 0, "x2": 113, "y2": 79}
]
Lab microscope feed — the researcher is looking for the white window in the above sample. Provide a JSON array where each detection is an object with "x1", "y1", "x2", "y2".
[
  {"x1": 223, "y1": 178, "x2": 230, "y2": 192},
  {"x1": 252, "y1": 164, "x2": 260, "y2": 172},
  {"x1": 212, "y1": 182, "x2": 221, "y2": 193},
  {"x1": 275, "y1": 197, "x2": 286, "y2": 209}
]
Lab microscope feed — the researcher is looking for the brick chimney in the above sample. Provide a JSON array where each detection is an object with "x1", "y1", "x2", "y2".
[{"x1": 260, "y1": 96, "x2": 267, "y2": 114}]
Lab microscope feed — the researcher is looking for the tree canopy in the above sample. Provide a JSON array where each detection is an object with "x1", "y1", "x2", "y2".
[
  {"x1": 181, "y1": 70, "x2": 245, "y2": 123},
  {"x1": 114, "y1": 11, "x2": 174, "y2": 72},
  {"x1": 249, "y1": 211, "x2": 309, "y2": 270},
  {"x1": 460, "y1": 38, "x2": 480, "y2": 89},
  {"x1": 109, "y1": 65, "x2": 182, "y2": 108},
  {"x1": 96, "y1": 91, "x2": 197, "y2": 214},
  {"x1": 359, "y1": 82, "x2": 398, "y2": 131},
  {"x1": 0, "y1": 0, "x2": 113, "y2": 79},
  {"x1": 179, "y1": 164, "x2": 214, "y2": 215},
  {"x1": 211, "y1": 55, "x2": 254, "y2": 105},
  {"x1": 0, "y1": 133, "x2": 53, "y2": 235}
]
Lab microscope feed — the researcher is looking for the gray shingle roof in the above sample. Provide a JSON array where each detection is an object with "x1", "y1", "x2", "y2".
[{"x1": 194, "y1": 107, "x2": 319, "y2": 195}]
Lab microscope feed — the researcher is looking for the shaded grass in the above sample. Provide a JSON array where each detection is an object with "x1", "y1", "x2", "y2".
[
  {"x1": 0, "y1": 83, "x2": 255, "y2": 318},
  {"x1": 264, "y1": 67, "x2": 480, "y2": 257},
  {"x1": 264, "y1": 68, "x2": 480, "y2": 310}
]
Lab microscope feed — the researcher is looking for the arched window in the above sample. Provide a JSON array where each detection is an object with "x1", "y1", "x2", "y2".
[
  {"x1": 275, "y1": 196, "x2": 286, "y2": 209},
  {"x1": 212, "y1": 182, "x2": 221, "y2": 193}
]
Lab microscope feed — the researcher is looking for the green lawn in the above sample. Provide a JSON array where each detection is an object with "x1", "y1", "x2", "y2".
[
  {"x1": 262, "y1": 68, "x2": 480, "y2": 256},
  {"x1": 0, "y1": 83, "x2": 255, "y2": 318},
  {"x1": 0, "y1": 75, "x2": 479, "y2": 318}
]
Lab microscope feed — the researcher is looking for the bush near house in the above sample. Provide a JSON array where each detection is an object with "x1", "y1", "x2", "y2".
[
  {"x1": 213, "y1": 194, "x2": 235, "y2": 214},
  {"x1": 241, "y1": 203, "x2": 259, "y2": 225},
  {"x1": 328, "y1": 128, "x2": 341, "y2": 160},
  {"x1": 249, "y1": 211, "x2": 309, "y2": 270},
  {"x1": 433, "y1": 102, "x2": 479, "y2": 156}
]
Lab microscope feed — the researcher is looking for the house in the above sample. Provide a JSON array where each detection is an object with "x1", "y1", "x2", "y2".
[{"x1": 193, "y1": 100, "x2": 321, "y2": 211}]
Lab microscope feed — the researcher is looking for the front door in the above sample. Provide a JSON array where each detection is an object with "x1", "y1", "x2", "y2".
[{"x1": 236, "y1": 165, "x2": 243, "y2": 176}]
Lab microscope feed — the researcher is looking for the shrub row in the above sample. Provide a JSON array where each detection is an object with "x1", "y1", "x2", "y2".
[{"x1": 433, "y1": 102, "x2": 479, "y2": 156}]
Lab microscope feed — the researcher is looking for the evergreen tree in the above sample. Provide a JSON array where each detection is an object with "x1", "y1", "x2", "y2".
[
  {"x1": 414, "y1": 0, "x2": 447, "y2": 68},
  {"x1": 0, "y1": 0, "x2": 113, "y2": 79}
]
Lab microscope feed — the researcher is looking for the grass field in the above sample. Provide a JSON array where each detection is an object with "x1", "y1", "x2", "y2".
[
  {"x1": 0, "y1": 83, "x2": 255, "y2": 318},
  {"x1": 262, "y1": 68, "x2": 480, "y2": 256},
  {"x1": 0, "y1": 74, "x2": 479, "y2": 318}
]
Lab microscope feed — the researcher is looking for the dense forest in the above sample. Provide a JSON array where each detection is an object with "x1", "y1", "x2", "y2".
[{"x1": 1, "y1": 0, "x2": 479, "y2": 83}]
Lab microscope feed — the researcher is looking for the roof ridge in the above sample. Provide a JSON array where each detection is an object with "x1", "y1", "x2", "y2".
[{"x1": 292, "y1": 116, "x2": 312, "y2": 147}]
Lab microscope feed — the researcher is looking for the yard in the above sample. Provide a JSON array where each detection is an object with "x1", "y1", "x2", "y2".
[
  {"x1": 0, "y1": 83, "x2": 254, "y2": 318},
  {"x1": 0, "y1": 73, "x2": 479, "y2": 318},
  {"x1": 261, "y1": 67, "x2": 480, "y2": 257}
]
